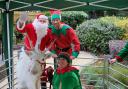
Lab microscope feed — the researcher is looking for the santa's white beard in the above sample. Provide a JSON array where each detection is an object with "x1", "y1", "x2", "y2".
[
  {"x1": 32, "y1": 19, "x2": 48, "y2": 40},
  {"x1": 32, "y1": 19, "x2": 48, "y2": 52}
]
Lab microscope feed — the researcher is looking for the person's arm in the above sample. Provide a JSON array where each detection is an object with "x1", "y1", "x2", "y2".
[
  {"x1": 67, "y1": 28, "x2": 80, "y2": 58},
  {"x1": 109, "y1": 58, "x2": 117, "y2": 64},
  {"x1": 116, "y1": 43, "x2": 128, "y2": 61},
  {"x1": 16, "y1": 20, "x2": 26, "y2": 31},
  {"x1": 110, "y1": 43, "x2": 128, "y2": 63},
  {"x1": 16, "y1": 12, "x2": 28, "y2": 33}
]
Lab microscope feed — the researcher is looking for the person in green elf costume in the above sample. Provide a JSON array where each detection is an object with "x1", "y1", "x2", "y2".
[
  {"x1": 48, "y1": 10, "x2": 80, "y2": 68},
  {"x1": 110, "y1": 42, "x2": 128, "y2": 64},
  {"x1": 49, "y1": 10, "x2": 80, "y2": 58},
  {"x1": 52, "y1": 52, "x2": 82, "y2": 89}
]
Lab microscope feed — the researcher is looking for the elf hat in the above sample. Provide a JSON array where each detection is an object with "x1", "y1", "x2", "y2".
[
  {"x1": 50, "y1": 10, "x2": 61, "y2": 21},
  {"x1": 36, "y1": 14, "x2": 48, "y2": 20},
  {"x1": 58, "y1": 52, "x2": 72, "y2": 63}
]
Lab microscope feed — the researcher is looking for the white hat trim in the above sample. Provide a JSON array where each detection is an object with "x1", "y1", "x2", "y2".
[{"x1": 38, "y1": 15, "x2": 48, "y2": 20}]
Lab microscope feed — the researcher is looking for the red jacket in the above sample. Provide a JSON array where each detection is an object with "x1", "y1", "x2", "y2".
[
  {"x1": 16, "y1": 23, "x2": 51, "y2": 51},
  {"x1": 49, "y1": 24, "x2": 80, "y2": 57}
]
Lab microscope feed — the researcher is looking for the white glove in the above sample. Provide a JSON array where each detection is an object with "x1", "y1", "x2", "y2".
[{"x1": 19, "y1": 12, "x2": 28, "y2": 23}]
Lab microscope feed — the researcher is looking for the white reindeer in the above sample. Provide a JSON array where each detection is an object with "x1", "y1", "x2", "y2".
[{"x1": 16, "y1": 47, "x2": 50, "y2": 89}]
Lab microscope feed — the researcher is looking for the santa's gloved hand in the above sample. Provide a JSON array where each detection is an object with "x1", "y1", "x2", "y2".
[{"x1": 19, "y1": 12, "x2": 28, "y2": 23}]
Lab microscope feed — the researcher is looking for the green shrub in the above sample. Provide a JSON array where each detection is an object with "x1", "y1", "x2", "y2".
[
  {"x1": 100, "y1": 16, "x2": 128, "y2": 40},
  {"x1": 46, "y1": 11, "x2": 88, "y2": 29},
  {"x1": 61, "y1": 11, "x2": 88, "y2": 29},
  {"x1": 76, "y1": 19, "x2": 125, "y2": 55}
]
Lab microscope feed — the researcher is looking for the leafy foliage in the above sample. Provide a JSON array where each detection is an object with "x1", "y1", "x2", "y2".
[
  {"x1": 61, "y1": 11, "x2": 88, "y2": 29},
  {"x1": 100, "y1": 16, "x2": 128, "y2": 40},
  {"x1": 76, "y1": 19, "x2": 125, "y2": 55}
]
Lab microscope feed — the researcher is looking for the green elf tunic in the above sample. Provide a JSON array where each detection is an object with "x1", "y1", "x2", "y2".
[
  {"x1": 115, "y1": 42, "x2": 128, "y2": 62},
  {"x1": 49, "y1": 24, "x2": 80, "y2": 58},
  {"x1": 52, "y1": 66, "x2": 82, "y2": 89}
]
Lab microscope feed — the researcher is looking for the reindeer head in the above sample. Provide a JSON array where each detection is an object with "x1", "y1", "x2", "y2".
[{"x1": 29, "y1": 50, "x2": 52, "y2": 75}]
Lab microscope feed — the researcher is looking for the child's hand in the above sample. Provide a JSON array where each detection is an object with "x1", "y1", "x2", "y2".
[{"x1": 109, "y1": 58, "x2": 117, "y2": 64}]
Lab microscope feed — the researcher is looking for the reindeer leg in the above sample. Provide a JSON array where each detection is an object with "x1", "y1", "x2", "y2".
[
  {"x1": 17, "y1": 86, "x2": 28, "y2": 89},
  {"x1": 27, "y1": 75, "x2": 41, "y2": 89},
  {"x1": 35, "y1": 76, "x2": 41, "y2": 89},
  {"x1": 17, "y1": 81, "x2": 28, "y2": 89}
]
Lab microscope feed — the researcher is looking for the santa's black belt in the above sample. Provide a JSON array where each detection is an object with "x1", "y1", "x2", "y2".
[{"x1": 56, "y1": 46, "x2": 71, "y2": 52}]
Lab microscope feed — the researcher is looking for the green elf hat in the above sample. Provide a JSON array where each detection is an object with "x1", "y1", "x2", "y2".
[
  {"x1": 50, "y1": 10, "x2": 61, "y2": 21},
  {"x1": 58, "y1": 52, "x2": 72, "y2": 63}
]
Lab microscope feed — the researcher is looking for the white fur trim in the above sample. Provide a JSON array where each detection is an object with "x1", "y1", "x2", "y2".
[
  {"x1": 38, "y1": 15, "x2": 48, "y2": 20},
  {"x1": 16, "y1": 20, "x2": 26, "y2": 30},
  {"x1": 32, "y1": 19, "x2": 48, "y2": 53}
]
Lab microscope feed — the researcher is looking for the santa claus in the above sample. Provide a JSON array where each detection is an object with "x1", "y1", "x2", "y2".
[
  {"x1": 16, "y1": 12, "x2": 50, "y2": 52},
  {"x1": 16, "y1": 12, "x2": 51, "y2": 89}
]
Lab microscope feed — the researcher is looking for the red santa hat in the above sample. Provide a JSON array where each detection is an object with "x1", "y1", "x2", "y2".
[
  {"x1": 35, "y1": 14, "x2": 48, "y2": 20},
  {"x1": 50, "y1": 10, "x2": 61, "y2": 21}
]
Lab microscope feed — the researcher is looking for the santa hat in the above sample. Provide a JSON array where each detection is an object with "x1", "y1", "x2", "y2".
[
  {"x1": 35, "y1": 14, "x2": 48, "y2": 20},
  {"x1": 50, "y1": 10, "x2": 61, "y2": 21},
  {"x1": 57, "y1": 52, "x2": 72, "y2": 63}
]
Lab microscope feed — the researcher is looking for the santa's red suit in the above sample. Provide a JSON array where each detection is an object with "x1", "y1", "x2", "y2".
[{"x1": 16, "y1": 14, "x2": 51, "y2": 52}]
